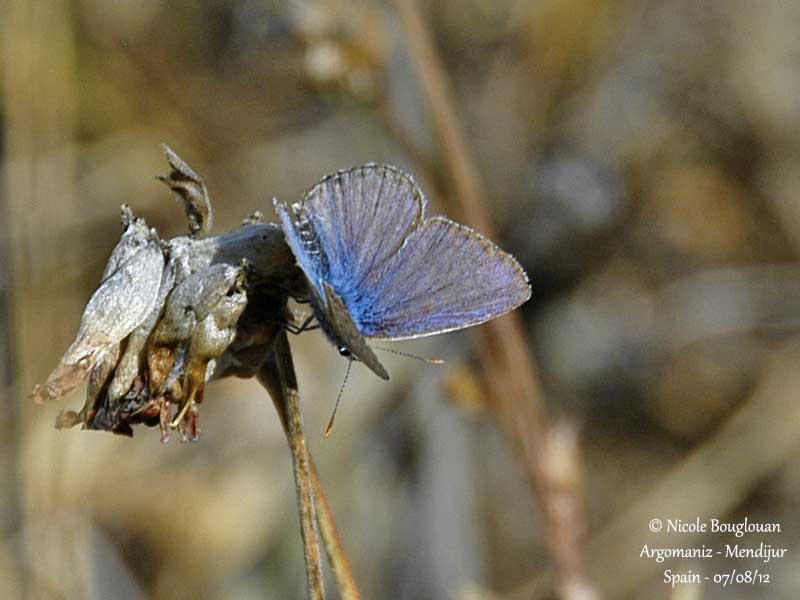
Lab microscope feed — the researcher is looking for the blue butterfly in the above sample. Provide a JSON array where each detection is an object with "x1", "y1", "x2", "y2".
[{"x1": 275, "y1": 164, "x2": 531, "y2": 380}]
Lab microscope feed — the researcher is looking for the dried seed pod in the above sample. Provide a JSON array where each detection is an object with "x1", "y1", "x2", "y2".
[
  {"x1": 190, "y1": 273, "x2": 248, "y2": 361},
  {"x1": 91, "y1": 373, "x2": 159, "y2": 437},
  {"x1": 168, "y1": 263, "x2": 248, "y2": 430},
  {"x1": 152, "y1": 262, "x2": 243, "y2": 345},
  {"x1": 55, "y1": 342, "x2": 122, "y2": 429},
  {"x1": 107, "y1": 261, "x2": 177, "y2": 403},
  {"x1": 32, "y1": 215, "x2": 165, "y2": 404},
  {"x1": 158, "y1": 144, "x2": 212, "y2": 238},
  {"x1": 103, "y1": 206, "x2": 152, "y2": 280}
]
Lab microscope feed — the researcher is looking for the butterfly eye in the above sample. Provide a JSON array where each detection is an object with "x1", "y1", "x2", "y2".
[{"x1": 338, "y1": 346, "x2": 351, "y2": 358}]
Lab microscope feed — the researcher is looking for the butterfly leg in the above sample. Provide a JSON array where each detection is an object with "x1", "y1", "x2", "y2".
[{"x1": 286, "y1": 314, "x2": 319, "y2": 335}]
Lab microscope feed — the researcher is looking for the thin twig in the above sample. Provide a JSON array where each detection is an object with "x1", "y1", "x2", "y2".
[
  {"x1": 259, "y1": 344, "x2": 362, "y2": 600},
  {"x1": 539, "y1": 422, "x2": 598, "y2": 600},
  {"x1": 309, "y1": 461, "x2": 362, "y2": 600},
  {"x1": 272, "y1": 331, "x2": 325, "y2": 600},
  {"x1": 393, "y1": 2, "x2": 598, "y2": 598}
]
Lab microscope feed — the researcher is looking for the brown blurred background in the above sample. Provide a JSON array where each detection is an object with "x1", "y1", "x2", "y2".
[{"x1": 3, "y1": 1, "x2": 800, "y2": 598}]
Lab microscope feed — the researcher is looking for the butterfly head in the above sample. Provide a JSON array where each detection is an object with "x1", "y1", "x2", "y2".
[{"x1": 304, "y1": 282, "x2": 389, "y2": 380}]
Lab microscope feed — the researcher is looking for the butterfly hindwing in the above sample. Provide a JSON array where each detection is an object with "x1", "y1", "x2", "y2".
[{"x1": 353, "y1": 216, "x2": 530, "y2": 339}]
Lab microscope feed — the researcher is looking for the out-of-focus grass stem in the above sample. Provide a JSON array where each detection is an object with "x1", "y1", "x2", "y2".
[{"x1": 393, "y1": 2, "x2": 598, "y2": 598}]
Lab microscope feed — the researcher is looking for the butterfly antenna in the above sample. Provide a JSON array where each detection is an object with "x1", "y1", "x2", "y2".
[
  {"x1": 372, "y1": 346, "x2": 445, "y2": 365},
  {"x1": 325, "y1": 358, "x2": 352, "y2": 438}
]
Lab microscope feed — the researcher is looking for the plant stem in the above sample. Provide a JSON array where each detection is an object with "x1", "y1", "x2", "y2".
[
  {"x1": 260, "y1": 338, "x2": 362, "y2": 600},
  {"x1": 309, "y1": 461, "x2": 362, "y2": 600},
  {"x1": 272, "y1": 331, "x2": 325, "y2": 600}
]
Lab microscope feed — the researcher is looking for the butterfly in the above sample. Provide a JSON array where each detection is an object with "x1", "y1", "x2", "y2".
[{"x1": 274, "y1": 164, "x2": 531, "y2": 381}]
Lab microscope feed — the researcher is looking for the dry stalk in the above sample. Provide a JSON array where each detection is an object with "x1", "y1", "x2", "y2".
[
  {"x1": 309, "y1": 461, "x2": 362, "y2": 600},
  {"x1": 273, "y1": 331, "x2": 326, "y2": 600},
  {"x1": 260, "y1": 337, "x2": 362, "y2": 600}
]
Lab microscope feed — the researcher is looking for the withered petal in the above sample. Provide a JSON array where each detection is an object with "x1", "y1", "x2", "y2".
[{"x1": 32, "y1": 226, "x2": 165, "y2": 403}]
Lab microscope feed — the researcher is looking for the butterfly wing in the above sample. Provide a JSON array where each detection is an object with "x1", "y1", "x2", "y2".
[
  {"x1": 277, "y1": 163, "x2": 530, "y2": 348},
  {"x1": 355, "y1": 217, "x2": 531, "y2": 340},
  {"x1": 275, "y1": 164, "x2": 424, "y2": 299}
]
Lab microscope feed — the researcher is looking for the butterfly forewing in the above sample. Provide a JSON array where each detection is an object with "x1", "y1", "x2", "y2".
[{"x1": 278, "y1": 165, "x2": 425, "y2": 299}]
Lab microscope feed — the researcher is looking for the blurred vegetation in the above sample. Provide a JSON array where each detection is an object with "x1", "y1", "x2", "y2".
[{"x1": 3, "y1": 1, "x2": 800, "y2": 599}]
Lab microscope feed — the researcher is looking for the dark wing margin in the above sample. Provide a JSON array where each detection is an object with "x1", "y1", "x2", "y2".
[{"x1": 353, "y1": 217, "x2": 531, "y2": 340}]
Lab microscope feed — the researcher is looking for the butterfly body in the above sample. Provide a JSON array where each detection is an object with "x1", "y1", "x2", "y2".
[{"x1": 276, "y1": 164, "x2": 530, "y2": 379}]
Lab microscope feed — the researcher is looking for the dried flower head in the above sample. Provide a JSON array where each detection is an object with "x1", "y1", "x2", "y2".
[{"x1": 34, "y1": 147, "x2": 304, "y2": 442}]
